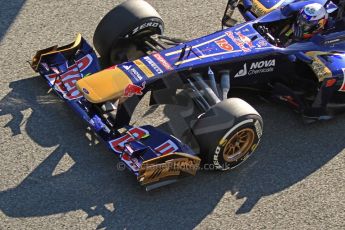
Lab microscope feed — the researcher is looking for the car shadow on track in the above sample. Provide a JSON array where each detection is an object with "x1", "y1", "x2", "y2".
[
  {"x1": 0, "y1": 76, "x2": 344, "y2": 229},
  {"x1": 163, "y1": 94, "x2": 345, "y2": 214},
  {"x1": 0, "y1": 0, "x2": 26, "y2": 42}
]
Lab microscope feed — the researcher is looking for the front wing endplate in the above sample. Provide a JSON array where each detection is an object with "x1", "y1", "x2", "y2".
[{"x1": 138, "y1": 152, "x2": 201, "y2": 186}]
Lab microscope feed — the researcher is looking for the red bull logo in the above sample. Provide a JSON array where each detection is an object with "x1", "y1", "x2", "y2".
[
  {"x1": 123, "y1": 82, "x2": 146, "y2": 97},
  {"x1": 236, "y1": 32, "x2": 255, "y2": 49},
  {"x1": 226, "y1": 31, "x2": 251, "y2": 52}
]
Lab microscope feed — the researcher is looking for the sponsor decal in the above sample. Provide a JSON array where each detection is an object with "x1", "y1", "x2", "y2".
[
  {"x1": 324, "y1": 38, "x2": 342, "y2": 45},
  {"x1": 134, "y1": 60, "x2": 154, "y2": 78},
  {"x1": 153, "y1": 53, "x2": 173, "y2": 71},
  {"x1": 236, "y1": 32, "x2": 255, "y2": 49},
  {"x1": 122, "y1": 64, "x2": 144, "y2": 81},
  {"x1": 225, "y1": 31, "x2": 251, "y2": 52},
  {"x1": 215, "y1": 38, "x2": 234, "y2": 51},
  {"x1": 251, "y1": 144, "x2": 258, "y2": 152},
  {"x1": 131, "y1": 21, "x2": 163, "y2": 36},
  {"x1": 213, "y1": 145, "x2": 223, "y2": 170},
  {"x1": 254, "y1": 120, "x2": 263, "y2": 138},
  {"x1": 121, "y1": 153, "x2": 140, "y2": 171},
  {"x1": 143, "y1": 56, "x2": 163, "y2": 74},
  {"x1": 258, "y1": 39, "x2": 268, "y2": 47},
  {"x1": 45, "y1": 54, "x2": 93, "y2": 100},
  {"x1": 109, "y1": 127, "x2": 150, "y2": 153},
  {"x1": 154, "y1": 140, "x2": 179, "y2": 155},
  {"x1": 213, "y1": 119, "x2": 257, "y2": 170},
  {"x1": 82, "y1": 88, "x2": 89, "y2": 95},
  {"x1": 338, "y1": 68, "x2": 345, "y2": 92},
  {"x1": 123, "y1": 82, "x2": 146, "y2": 97},
  {"x1": 234, "y1": 59, "x2": 276, "y2": 77},
  {"x1": 123, "y1": 65, "x2": 131, "y2": 71},
  {"x1": 234, "y1": 63, "x2": 248, "y2": 78}
]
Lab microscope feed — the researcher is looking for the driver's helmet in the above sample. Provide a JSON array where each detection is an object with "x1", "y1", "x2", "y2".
[{"x1": 294, "y1": 3, "x2": 328, "y2": 39}]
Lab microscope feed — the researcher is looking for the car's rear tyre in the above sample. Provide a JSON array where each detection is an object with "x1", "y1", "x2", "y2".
[
  {"x1": 192, "y1": 98, "x2": 263, "y2": 171},
  {"x1": 93, "y1": 0, "x2": 164, "y2": 66}
]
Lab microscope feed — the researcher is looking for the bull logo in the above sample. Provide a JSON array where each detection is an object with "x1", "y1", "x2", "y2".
[{"x1": 123, "y1": 82, "x2": 146, "y2": 97}]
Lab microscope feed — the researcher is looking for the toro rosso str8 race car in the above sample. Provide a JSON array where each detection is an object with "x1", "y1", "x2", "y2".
[
  {"x1": 30, "y1": 0, "x2": 344, "y2": 190},
  {"x1": 223, "y1": 0, "x2": 340, "y2": 22}
]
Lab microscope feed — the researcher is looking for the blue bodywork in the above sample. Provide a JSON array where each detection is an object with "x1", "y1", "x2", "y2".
[
  {"x1": 109, "y1": 1, "x2": 345, "y2": 97},
  {"x1": 31, "y1": 0, "x2": 345, "y2": 187},
  {"x1": 31, "y1": 37, "x2": 198, "y2": 188},
  {"x1": 237, "y1": 0, "x2": 338, "y2": 20}
]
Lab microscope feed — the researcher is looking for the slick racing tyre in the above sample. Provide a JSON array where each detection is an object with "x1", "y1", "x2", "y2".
[
  {"x1": 192, "y1": 98, "x2": 263, "y2": 171},
  {"x1": 93, "y1": 0, "x2": 164, "y2": 65}
]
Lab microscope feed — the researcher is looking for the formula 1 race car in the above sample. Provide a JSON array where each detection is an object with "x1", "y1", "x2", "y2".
[
  {"x1": 30, "y1": 0, "x2": 344, "y2": 190},
  {"x1": 222, "y1": 0, "x2": 343, "y2": 24},
  {"x1": 222, "y1": 0, "x2": 345, "y2": 119}
]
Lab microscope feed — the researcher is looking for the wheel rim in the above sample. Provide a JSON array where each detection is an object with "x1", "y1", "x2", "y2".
[{"x1": 223, "y1": 128, "x2": 255, "y2": 163}]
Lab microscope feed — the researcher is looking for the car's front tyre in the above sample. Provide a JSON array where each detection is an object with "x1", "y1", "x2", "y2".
[{"x1": 192, "y1": 98, "x2": 263, "y2": 170}]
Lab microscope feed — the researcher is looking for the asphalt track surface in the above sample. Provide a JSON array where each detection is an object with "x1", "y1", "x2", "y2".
[{"x1": 0, "y1": 0, "x2": 345, "y2": 229}]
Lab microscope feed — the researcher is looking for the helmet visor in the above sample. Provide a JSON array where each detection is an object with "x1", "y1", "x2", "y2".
[{"x1": 297, "y1": 13, "x2": 319, "y2": 33}]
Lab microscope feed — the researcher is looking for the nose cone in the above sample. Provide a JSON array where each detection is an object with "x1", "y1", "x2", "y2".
[{"x1": 76, "y1": 67, "x2": 132, "y2": 103}]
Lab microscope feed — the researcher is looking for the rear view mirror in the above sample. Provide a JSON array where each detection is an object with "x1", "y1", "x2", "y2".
[
  {"x1": 222, "y1": 0, "x2": 239, "y2": 28},
  {"x1": 222, "y1": 16, "x2": 238, "y2": 28},
  {"x1": 295, "y1": 52, "x2": 313, "y2": 64},
  {"x1": 288, "y1": 52, "x2": 313, "y2": 64}
]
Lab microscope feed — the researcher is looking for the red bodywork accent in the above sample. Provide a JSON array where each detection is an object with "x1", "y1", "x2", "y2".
[
  {"x1": 226, "y1": 31, "x2": 251, "y2": 52},
  {"x1": 215, "y1": 39, "x2": 234, "y2": 51},
  {"x1": 152, "y1": 53, "x2": 173, "y2": 71},
  {"x1": 123, "y1": 82, "x2": 146, "y2": 97},
  {"x1": 326, "y1": 78, "x2": 337, "y2": 88},
  {"x1": 109, "y1": 127, "x2": 149, "y2": 153},
  {"x1": 46, "y1": 55, "x2": 92, "y2": 100}
]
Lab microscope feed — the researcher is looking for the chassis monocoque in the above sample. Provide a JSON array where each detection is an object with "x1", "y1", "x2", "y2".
[
  {"x1": 30, "y1": 0, "x2": 344, "y2": 190},
  {"x1": 223, "y1": 0, "x2": 345, "y2": 120},
  {"x1": 222, "y1": 0, "x2": 345, "y2": 120},
  {"x1": 223, "y1": 0, "x2": 343, "y2": 22}
]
